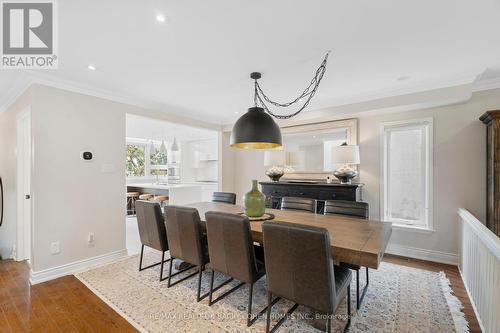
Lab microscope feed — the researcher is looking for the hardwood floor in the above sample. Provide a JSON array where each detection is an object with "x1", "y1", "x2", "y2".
[
  {"x1": 0, "y1": 256, "x2": 480, "y2": 333},
  {"x1": 0, "y1": 260, "x2": 136, "y2": 333}
]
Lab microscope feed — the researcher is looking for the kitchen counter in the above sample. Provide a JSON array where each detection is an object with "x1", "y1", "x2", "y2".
[{"x1": 127, "y1": 183, "x2": 202, "y2": 205}]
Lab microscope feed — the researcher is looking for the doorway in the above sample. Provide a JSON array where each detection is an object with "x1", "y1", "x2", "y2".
[{"x1": 16, "y1": 108, "x2": 32, "y2": 262}]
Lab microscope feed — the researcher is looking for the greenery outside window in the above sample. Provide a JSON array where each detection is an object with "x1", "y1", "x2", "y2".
[
  {"x1": 126, "y1": 138, "x2": 171, "y2": 178},
  {"x1": 126, "y1": 144, "x2": 146, "y2": 177}
]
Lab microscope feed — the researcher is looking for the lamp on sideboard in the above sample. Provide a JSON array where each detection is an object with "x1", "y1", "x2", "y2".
[
  {"x1": 331, "y1": 143, "x2": 360, "y2": 184},
  {"x1": 264, "y1": 150, "x2": 286, "y2": 182}
]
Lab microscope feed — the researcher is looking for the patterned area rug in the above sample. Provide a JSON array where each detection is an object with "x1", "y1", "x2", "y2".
[{"x1": 75, "y1": 249, "x2": 469, "y2": 333}]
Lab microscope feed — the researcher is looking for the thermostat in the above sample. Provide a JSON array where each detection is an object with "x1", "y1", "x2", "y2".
[{"x1": 82, "y1": 151, "x2": 93, "y2": 161}]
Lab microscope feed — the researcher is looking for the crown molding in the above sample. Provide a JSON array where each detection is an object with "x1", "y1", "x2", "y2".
[
  {"x1": 472, "y1": 76, "x2": 500, "y2": 92},
  {"x1": 0, "y1": 72, "x2": 223, "y2": 128}
]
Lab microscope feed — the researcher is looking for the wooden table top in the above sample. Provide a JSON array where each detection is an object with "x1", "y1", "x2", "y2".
[{"x1": 186, "y1": 202, "x2": 392, "y2": 269}]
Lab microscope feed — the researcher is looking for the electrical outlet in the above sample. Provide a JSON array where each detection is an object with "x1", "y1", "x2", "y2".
[
  {"x1": 50, "y1": 242, "x2": 60, "y2": 255},
  {"x1": 88, "y1": 233, "x2": 95, "y2": 245}
]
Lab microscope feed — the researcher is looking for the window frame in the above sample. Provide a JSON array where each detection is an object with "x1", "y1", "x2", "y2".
[
  {"x1": 126, "y1": 137, "x2": 167, "y2": 178},
  {"x1": 380, "y1": 118, "x2": 434, "y2": 232}
]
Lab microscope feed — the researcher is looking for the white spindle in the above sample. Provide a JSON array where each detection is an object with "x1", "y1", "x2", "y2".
[{"x1": 458, "y1": 209, "x2": 500, "y2": 333}]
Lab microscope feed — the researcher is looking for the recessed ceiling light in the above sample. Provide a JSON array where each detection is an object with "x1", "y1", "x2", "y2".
[
  {"x1": 397, "y1": 75, "x2": 409, "y2": 81},
  {"x1": 87, "y1": 64, "x2": 96, "y2": 71},
  {"x1": 234, "y1": 111, "x2": 239, "y2": 114},
  {"x1": 156, "y1": 14, "x2": 166, "y2": 23}
]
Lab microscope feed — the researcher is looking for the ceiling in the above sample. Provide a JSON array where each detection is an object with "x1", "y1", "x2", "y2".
[{"x1": 2, "y1": 0, "x2": 500, "y2": 125}]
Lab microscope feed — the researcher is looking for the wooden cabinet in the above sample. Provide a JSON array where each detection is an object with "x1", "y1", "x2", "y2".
[
  {"x1": 480, "y1": 110, "x2": 500, "y2": 237},
  {"x1": 259, "y1": 181, "x2": 363, "y2": 212}
]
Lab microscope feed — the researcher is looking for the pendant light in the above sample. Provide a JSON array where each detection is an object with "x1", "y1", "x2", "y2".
[
  {"x1": 171, "y1": 137, "x2": 179, "y2": 151},
  {"x1": 149, "y1": 140, "x2": 157, "y2": 154},
  {"x1": 230, "y1": 52, "x2": 330, "y2": 149},
  {"x1": 159, "y1": 139, "x2": 168, "y2": 154},
  {"x1": 230, "y1": 106, "x2": 282, "y2": 149}
]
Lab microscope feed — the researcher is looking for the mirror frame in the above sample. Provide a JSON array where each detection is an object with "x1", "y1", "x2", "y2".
[{"x1": 280, "y1": 118, "x2": 358, "y2": 180}]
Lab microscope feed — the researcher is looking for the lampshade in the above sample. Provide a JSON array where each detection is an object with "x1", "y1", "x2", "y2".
[
  {"x1": 264, "y1": 150, "x2": 286, "y2": 166},
  {"x1": 159, "y1": 140, "x2": 168, "y2": 154},
  {"x1": 230, "y1": 107, "x2": 282, "y2": 149},
  {"x1": 171, "y1": 137, "x2": 179, "y2": 151},
  {"x1": 149, "y1": 140, "x2": 157, "y2": 154},
  {"x1": 331, "y1": 144, "x2": 360, "y2": 164}
]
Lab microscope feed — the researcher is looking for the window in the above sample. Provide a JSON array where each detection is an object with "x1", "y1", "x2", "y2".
[
  {"x1": 150, "y1": 150, "x2": 168, "y2": 176},
  {"x1": 126, "y1": 139, "x2": 173, "y2": 178},
  {"x1": 126, "y1": 144, "x2": 146, "y2": 177},
  {"x1": 381, "y1": 118, "x2": 433, "y2": 230}
]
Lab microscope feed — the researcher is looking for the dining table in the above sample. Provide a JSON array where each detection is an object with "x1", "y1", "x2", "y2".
[{"x1": 186, "y1": 201, "x2": 392, "y2": 269}]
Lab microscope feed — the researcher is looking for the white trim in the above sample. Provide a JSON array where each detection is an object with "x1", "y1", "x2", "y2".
[
  {"x1": 458, "y1": 208, "x2": 500, "y2": 260},
  {"x1": 16, "y1": 107, "x2": 32, "y2": 262},
  {"x1": 472, "y1": 76, "x2": 500, "y2": 93},
  {"x1": 386, "y1": 243, "x2": 458, "y2": 265},
  {"x1": 391, "y1": 224, "x2": 435, "y2": 234},
  {"x1": 29, "y1": 249, "x2": 128, "y2": 285},
  {"x1": 457, "y1": 266, "x2": 487, "y2": 333},
  {"x1": 380, "y1": 117, "x2": 434, "y2": 230}
]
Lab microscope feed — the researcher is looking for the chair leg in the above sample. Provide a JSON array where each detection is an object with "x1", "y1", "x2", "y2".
[
  {"x1": 208, "y1": 269, "x2": 215, "y2": 304},
  {"x1": 138, "y1": 244, "x2": 144, "y2": 271},
  {"x1": 196, "y1": 265, "x2": 204, "y2": 301},
  {"x1": 356, "y1": 269, "x2": 360, "y2": 309},
  {"x1": 159, "y1": 251, "x2": 165, "y2": 281},
  {"x1": 247, "y1": 283, "x2": 253, "y2": 326},
  {"x1": 344, "y1": 285, "x2": 351, "y2": 333},
  {"x1": 139, "y1": 245, "x2": 171, "y2": 281},
  {"x1": 268, "y1": 302, "x2": 298, "y2": 333},
  {"x1": 167, "y1": 258, "x2": 174, "y2": 287},
  {"x1": 266, "y1": 292, "x2": 272, "y2": 333},
  {"x1": 167, "y1": 258, "x2": 198, "y2": 288}
]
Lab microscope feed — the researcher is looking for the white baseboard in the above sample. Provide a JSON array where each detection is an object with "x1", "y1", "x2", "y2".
[
  {"x1": 386, "y1": 243, "x2": 459, "y2": 265},
  {"x1": 29, "y1": 249, "x2": 128, "y2": 285}
]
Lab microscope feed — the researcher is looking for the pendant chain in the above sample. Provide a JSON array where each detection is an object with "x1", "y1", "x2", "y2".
[{"x1": 253, "y1": 52, "x2": 330, "y2": 119}]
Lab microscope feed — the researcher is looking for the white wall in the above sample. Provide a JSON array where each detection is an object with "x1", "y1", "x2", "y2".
[
  {"x1": 222, "y1": 88, "x2": 498, "y2": 261},
  {"x1": 30, "y1": 85, "x2": 126, "y2": 272},
  {"x1": 0, "y1": 88, "x2": 32, "y2": 259}
]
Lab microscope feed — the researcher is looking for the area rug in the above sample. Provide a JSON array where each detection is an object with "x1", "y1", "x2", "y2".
[{"x1": 75, "y1": 249, "x2": 469, "y2": 333}]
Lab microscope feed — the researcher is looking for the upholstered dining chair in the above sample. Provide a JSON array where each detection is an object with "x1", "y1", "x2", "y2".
[
  {"x1": 212, "y1": 192, "x2": 237, "y2": 205},
  {"x1": 262, "y1": 221, "x2": 352, "y2": 333},
  {"x1": 324, "y1": 200, "x2": 369, "y2": 310},
  {"x1": 205, "y1": 212, "x2": 275, "y2": 327},
  {"x1": 164, "y1": 206, "x2": 209, "y2": 302},
  {"x1": 135, "y1": 200, "x2": 171, "y2": 281},
  {"x1": 280, "y1": 197, "x2": 315, "y2": 213}
]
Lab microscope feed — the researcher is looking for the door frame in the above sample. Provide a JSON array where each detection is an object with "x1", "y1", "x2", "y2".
[{"x1": 16, "y1": 107, "x2": 32, "y2": 262}]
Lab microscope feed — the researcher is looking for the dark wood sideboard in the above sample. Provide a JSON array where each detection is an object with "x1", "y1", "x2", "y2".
[
  {"x1": 480, "y1": 110, "x2": 500, "y2": 237},
  {"x1": 259, "y1": 181, "x2": 363, "y2": 212}
]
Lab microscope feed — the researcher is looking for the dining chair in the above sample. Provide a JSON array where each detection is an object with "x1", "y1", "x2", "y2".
[
  {"x1": 324, "y1": 200, "x2": 369, "y2": 310},
  {"x1": 164, "y1": 205, "x2": 209, "y2": 301},
  {"x1": 135, "y1": 200, "x2": 171, "y2": 281},
  {"x1": 262, "y1": 221, "x2": 352, "y2": 333},
  {"x1": 205, "y1": 211, "x2": 275, "y2": 327},
  {"x1": 212, "y1": 192, "x2": 237, "y2": 205},
  {"x1": 280, "y1": 196, "x2": 315, "y2": 213}
]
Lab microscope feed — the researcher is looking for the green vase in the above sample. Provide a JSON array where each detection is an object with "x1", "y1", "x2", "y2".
[{"x1": 244, "y1": 180, "x2": 266, "y2": 218}]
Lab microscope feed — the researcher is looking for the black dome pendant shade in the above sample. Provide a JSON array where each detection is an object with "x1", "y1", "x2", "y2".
[{"x1": 230, "y1": 107, "x2": 282, "y2": 149}]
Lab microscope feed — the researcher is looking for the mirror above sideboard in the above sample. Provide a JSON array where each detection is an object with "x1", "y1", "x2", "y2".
[{"x1": 279, "y1": 118, "x2": 358, "y2": 180}]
